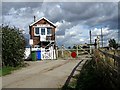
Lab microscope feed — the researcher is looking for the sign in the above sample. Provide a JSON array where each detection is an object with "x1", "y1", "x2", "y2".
[
  {"x1": 71, "y1": 52, "x2": 77, "y2": 58},
  {"x1": 29, "y1": 39, "x2": 33, "y2": 45}
]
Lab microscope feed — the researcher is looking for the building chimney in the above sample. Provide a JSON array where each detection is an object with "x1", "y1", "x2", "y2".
[{"x1": 34, "y1": 16, "x2": 36, "y2": 22}]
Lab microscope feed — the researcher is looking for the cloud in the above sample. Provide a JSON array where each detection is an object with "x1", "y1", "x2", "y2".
[
  {"x1": 2, "y1": 2, "x2": 118, "y2": 47},
  {"x1": 2, "y1": 2, "x2": 44, "y2": 15},
  {"x1": 56, "y1": 24, "x2": 90, "y2": 47},
  {"x1": 91, "y1": 27, "x2": 118, "y2": 46}
]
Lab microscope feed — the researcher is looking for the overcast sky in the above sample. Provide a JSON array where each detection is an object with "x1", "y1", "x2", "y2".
[{"x1": 2, "y1": 1, "x2": 119, "y2": 47}]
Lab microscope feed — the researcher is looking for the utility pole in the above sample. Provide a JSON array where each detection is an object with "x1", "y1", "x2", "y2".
[
  {"x1": 101, "y1": 28, "x2": 103, "y2": 47},
  {"x1": 90, "y1": 30, "x2": 92, "y2": 44},
  {"x1": 89, "y1": 30, "x2": 92, "y2": 54},
  {"x1": 118, "y1": 29, "x2": 120, "y2": 44}
]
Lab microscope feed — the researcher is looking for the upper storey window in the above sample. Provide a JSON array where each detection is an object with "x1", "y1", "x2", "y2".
[
  {"x1": 47, "y1": 28, "x2": 52, "y2": 35},
  {"x1": 34, "y1": 27, "x2": 39, "y2": 36},
  {"x1": 41, "y1": 28, "x2": 45, "y2": 35}
]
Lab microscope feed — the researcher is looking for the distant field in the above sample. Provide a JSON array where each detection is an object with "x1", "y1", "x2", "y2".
[
  {"x1": 107, "y1": 50, "x2": 120, "y2": 56},
  {"x1": 58, "y1": 50, "x2": 71, "y2": 59},
  {"x1": 100, "y1": 48, "x2": 120, "y2": 56}
]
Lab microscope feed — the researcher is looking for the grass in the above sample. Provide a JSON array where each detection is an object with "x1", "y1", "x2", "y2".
[
  {"x1": 0, "y1": 63, "x2": 29, "y2": 76},
  {"x1": 62, "y1": 58, "x2": 118, "y2": 90},
  {"x1": 76, "y1": 59, "x2": 111, "y2": 90},
  {"x1": 0, "y1": 66, "x2": 21, "y2": 76}
]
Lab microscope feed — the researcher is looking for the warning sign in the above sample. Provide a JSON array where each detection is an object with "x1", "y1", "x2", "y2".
[{"x1": 71, "y1": 52, "x2": 77, "y2": 58}]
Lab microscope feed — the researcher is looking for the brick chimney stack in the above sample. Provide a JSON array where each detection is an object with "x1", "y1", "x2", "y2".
[{"x1": 34, "y1": 16, "x2": 36, "y2": 22}]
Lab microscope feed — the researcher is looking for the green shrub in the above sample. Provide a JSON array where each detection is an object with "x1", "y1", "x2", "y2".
[{"x1": 2, "y1": 26, "x2": 26, "y2": 67}]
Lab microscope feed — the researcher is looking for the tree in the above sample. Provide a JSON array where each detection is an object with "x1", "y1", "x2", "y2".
[
  {"x1": 73, "y1": 45, "x2": 77, "y2": 49},
  {"x1": 2, "y1": 26, "x2": 26, "y2": 67},
  {"x1": 108, "y1": 39, "x2": 118, "y2": 50},
  {"x1": 68, "y1": 46, "x2": 71, "y2": 49}
]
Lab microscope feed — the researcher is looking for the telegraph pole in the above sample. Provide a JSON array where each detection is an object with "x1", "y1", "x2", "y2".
[
  {"x1": 90, "y1": 30, "x2": 92, "y2": 44},
  {"x1": 89, "y1": 30, "x2": 92, "y2": 53},
  {"x1": 101, "y1": 28, "x2": 103, "y2": 47}
]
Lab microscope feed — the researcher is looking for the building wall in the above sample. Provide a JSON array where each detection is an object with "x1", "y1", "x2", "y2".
[{"x1": 29, "y1": 19, "x2": 56, "y2": 47}]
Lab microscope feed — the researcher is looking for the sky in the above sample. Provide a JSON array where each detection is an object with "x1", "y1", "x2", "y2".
[{"x1": 1, "y1": 0, "x2": 119, "y2": 48}]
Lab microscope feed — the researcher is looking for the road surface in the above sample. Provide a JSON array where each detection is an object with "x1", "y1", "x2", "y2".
[{"x1": 2, "y1": 59, "x2": 85, "y2": 88}]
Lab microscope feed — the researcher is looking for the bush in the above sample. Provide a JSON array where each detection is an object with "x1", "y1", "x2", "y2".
[
  {"x1": 75, "y1": 59, "x2": 117, "y2": 90},
  {"x1": 2, "y1": 26, "x2": 26, "y2": 67},
  {"x1": 109, "y1": 39, "x2": 118, "y2": 50}
]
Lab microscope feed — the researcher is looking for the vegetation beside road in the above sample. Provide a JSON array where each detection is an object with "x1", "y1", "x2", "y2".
[
  {"x1": 0, "y1": 63, "x2": 29, "y2": 76},
  {"x1": 0, "y1": 66, "x2": 20, "y2": 76},
  {"x1": 63, "y1": 57, "x2": 118, "y2": 90},
  {"x1": 1, "y1": 25, "x2": 26, "y2": 76}
]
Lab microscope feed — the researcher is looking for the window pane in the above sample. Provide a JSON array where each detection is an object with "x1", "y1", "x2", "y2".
[
  {"x1": 47, "y1": 28, "x2": 52, "y2": 35},
  {"x1": 35, "y1": 27, "x2": 39, "y2": 34},
  {"x1": 41, "y1": 28, "x2": 45, "y2": 35}
]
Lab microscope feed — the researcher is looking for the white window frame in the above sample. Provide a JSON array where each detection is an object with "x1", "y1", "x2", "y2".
[
  {"x1": 47, "y1": 28, "x2": 52, "y2": 36},
  {"x1": 34, "y1": 26, "x2": 53, "y2": 36},
  {"x1": 41, "y1": 28, "x2": 46, "y2": 35},
  {"x1": 34, "y1": 27, "x2": 40, "y2": 36}
]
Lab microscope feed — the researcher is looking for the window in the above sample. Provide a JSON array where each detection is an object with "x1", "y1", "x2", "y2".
[
  {"x1": 41, "y1": 28, "x2": 45, "y2": 35},
  {"x1": 47, "y1": 28, "x2": 52, "y2": 35},
  {"x1": 35, "y1": 27, "x2": 39, "y2": 35}
]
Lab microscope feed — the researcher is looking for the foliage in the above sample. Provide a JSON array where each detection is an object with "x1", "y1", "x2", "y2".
[
  {"x1": 109, "y1": 39, "x2": 118, "y2": 50},
  {"x1": 2, "y1": 26, "x2": 26, "y2": 67},
  {"x1": 0, "y1": 66, "x2": 21, "y2": 76},
  {"x1": 62, "y1": 50, "x2": 118, "y2": 90},
  {"x1": 69, "y1": 59, "x2": 117, "y2": 90},
  {"x1": 72, "y1": 45, "x2": 81, "y2": 49},
  {"x1": 73, "y1": 45, "x2": 77, "y2": 49},
  {"x1": 68, "y1": 46, "x2": 71, "y2": 49}
]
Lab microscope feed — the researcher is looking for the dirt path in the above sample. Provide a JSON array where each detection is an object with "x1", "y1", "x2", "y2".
[{"x1": 2, "y1": 59, "x2": 84, "y2": 88}]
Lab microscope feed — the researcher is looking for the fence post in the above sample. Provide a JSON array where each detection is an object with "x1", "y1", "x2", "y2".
[
  {"x1": 76, "y1": 45, "x2": 78, "y2": 57},
  {"x1": 118, "y1": 60, "x2": 120, "y2": 89},
  {"x1": 113, "y1": 52, "x2": 116, "y2": 67},
  {"x1": 56, "y1": 46, "x2": 58, "y2": 59},
  {"x1": 62, "y1": 45, "x2": 64, "y2": 58}
]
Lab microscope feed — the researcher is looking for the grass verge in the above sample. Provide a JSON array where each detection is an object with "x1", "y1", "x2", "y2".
[
  {"x1": 0, "y1": 63, "x2": 29, "y2": 76},
  {"x1": 0, "y1": 66, "x2": 21, "y2": 76},
  {"x1": 62, "y1": 58, "x2": 118, "y2": 90}
]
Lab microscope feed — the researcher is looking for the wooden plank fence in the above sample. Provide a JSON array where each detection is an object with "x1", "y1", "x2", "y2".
[
  {"x1": 94, "y1": 49, "x2": 120, "y2": 89},
  {"x1": 98, "y1": 49, "x2": 120, "y2": 72}
]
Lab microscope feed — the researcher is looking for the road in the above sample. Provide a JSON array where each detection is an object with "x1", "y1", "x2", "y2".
[
  {"x1": 2, "y1": 59, "x2": 85, "y2": 88},
  {"x1": 2, "y1": 54, "x2": 92, "y2": 88}
]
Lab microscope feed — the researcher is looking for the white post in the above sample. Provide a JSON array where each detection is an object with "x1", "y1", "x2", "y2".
[
  {"x1": 53, "y1": 45, "x2": 54, "y2": 59},
  {"x1": 76, "y1": 45, "x2": 78, "y2": 57},
  {"x1": 56, "y1": 46, "x2": 58, "y2": 59},
  {"x1": 29, "y1": 39, "x2": 33, "y2": 59},
  {"x1": 62, "y1": 45, "x2": 64, "y2": 58},
  {"x1": 97, "y1": 36, "x2": 100, "y2": 49}
]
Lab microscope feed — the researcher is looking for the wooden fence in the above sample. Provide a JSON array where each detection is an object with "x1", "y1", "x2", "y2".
[{"x1": 93, "y1": 49, "x2": 120, "y2": 89}]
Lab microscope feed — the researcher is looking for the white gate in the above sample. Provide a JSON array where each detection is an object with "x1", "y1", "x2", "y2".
[{"x1": 41, "y1": 47, "x2": 56, "y2": 60}]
